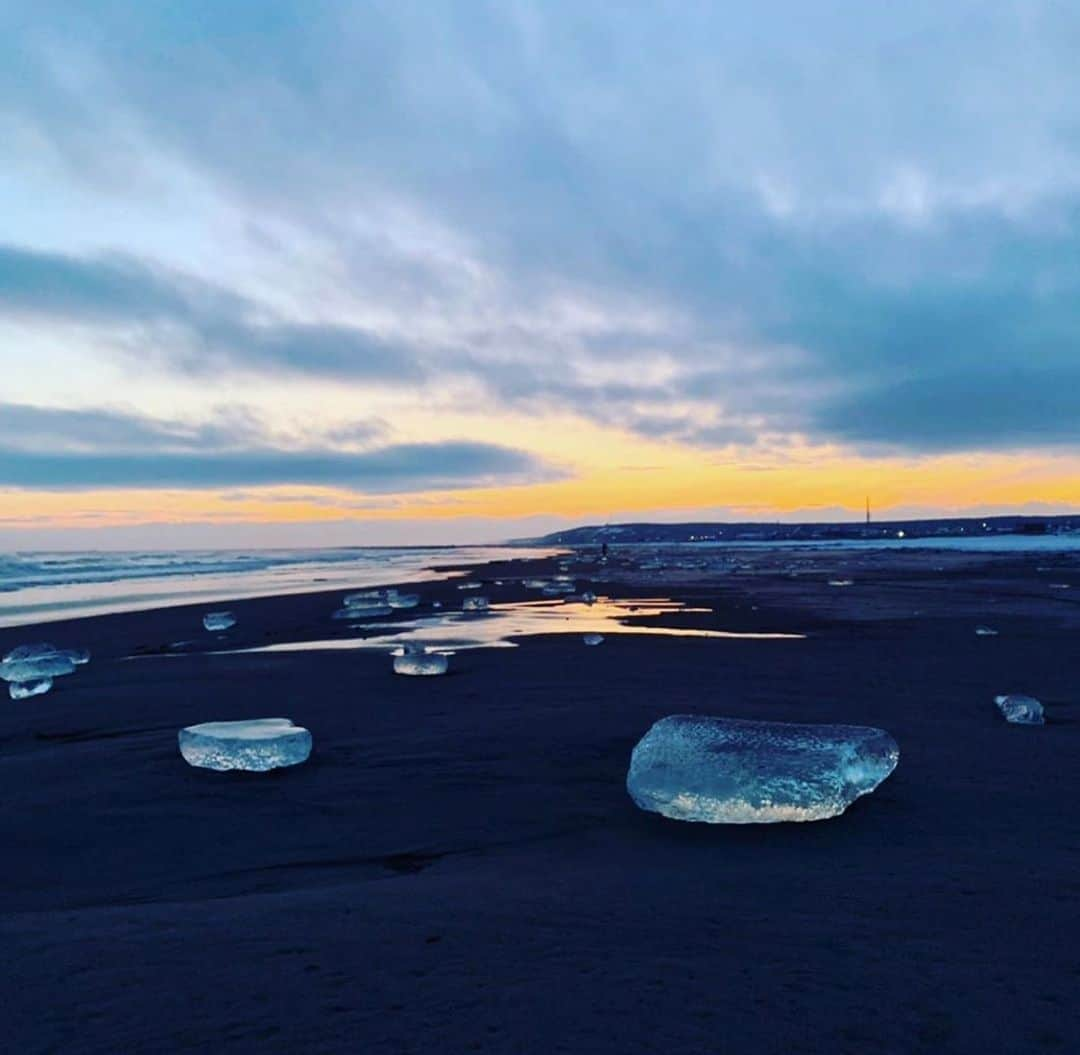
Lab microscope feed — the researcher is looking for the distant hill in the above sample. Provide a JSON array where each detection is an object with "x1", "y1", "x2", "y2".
[{"x1": 514, "y1": 514, "x2": 1080, "y2": 547}]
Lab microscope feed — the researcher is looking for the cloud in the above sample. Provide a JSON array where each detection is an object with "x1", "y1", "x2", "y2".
[
  {"x1": 3, "y1": 2, "x2": 1080, "y2": 460},
  {"x1": 0, "y1": 444, "x2": 555, "y2": 491},
  {"x1": 0, "y1": 403, "x2": 557, "y2": 490},
  {"x1": 0, "y1": 401, "x2": 266, "y2": 452},
  {"x1": 0, "y1": 244, "x2": 427, "y2": 382},
  {"x1": 812, "y1": 366, "x2": 1080, "y2": 452}
]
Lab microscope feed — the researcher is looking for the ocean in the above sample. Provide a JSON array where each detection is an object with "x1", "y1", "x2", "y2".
[{"x1": 0, "y1": 546, "x2": 558, "y2": 628}]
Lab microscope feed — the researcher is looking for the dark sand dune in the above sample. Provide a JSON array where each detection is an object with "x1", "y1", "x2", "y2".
[{"x1": 1, "y1": 552, "x2": 1078, "y2": 1053}]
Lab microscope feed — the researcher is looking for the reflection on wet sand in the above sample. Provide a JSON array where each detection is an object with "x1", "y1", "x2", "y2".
[{"x1": 229, "y1": 596, "x2": 804, "y2": 655}]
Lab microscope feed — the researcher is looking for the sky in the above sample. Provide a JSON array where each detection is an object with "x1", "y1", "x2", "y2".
[{"x1": 2, "y1": 1, "x2": 1080, "y2": 548}]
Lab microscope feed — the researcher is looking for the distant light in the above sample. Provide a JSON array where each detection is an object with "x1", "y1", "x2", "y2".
[{"x1": 897, "y1": 530, "x2": 906, "y2": 539}]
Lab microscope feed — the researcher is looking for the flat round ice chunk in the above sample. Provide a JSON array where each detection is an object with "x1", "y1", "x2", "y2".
[
  {"x1": 388, "y1": 592, "x2": 420, "y2": 609},
  {"x1": 994, "y1": 694, "x2": 1044, "y2": 725},
  {"x1": 0, "y1": 654, "x2": 77, "y2": 682},
  {"x1": 202, "y1": 611, "x2": 237, "y2": 632},
  {"x1": 178, "y1": 718, "x2": 312, "y2": 771},
  {"x1": 627, "y1": 715, "x2": 899, "y2": 824},
  {"x1": 333, "y1": 604, "x2": 392, "y2": 619},
  {"x1": 583, "y1": 633, "x2": 604, "y2": 645},
  {"x1": 462, "y1": 595, "x2": 489, "y2": 612},
  {"x1": 393, "y1": 651, "x2": 449, "y2": 676},
  {"x1": 10, "y1": 677, "x2": 52, "y2": 700}
]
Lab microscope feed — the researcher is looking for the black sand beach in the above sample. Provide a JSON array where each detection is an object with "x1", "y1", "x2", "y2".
[{"x1": 2, "y1": 548, "x2": 1079, "y2": 1053}]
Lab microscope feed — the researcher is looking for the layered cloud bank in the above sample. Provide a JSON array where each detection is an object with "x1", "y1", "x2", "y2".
[{"x1": 2, "y1": 2, "x2": 1079, "y2": 541}]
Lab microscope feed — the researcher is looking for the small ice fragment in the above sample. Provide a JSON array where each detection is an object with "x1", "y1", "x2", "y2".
[
  {"x1": 1049, "y1": 583, "x2": 1070, "y2": 590},
  {"x1": 202, "y1": 611, "x2": 237, "y2": 632},
  {"x1": 457, "y1": 582, "x2": 484, "y2": 591},
  {"x1": 975, "y1": 626, "x2": 999, "y2": 637},
  {"x1": 388, "y1": 592, "x2": 420, "y2": 609},
  {"x1": 994, "y1": 694, "x2": 1044, "y2": 725},
  {"x1": 178, "y1": 718, "x2": 312, "y2": 771},
  {"x1": 344, "y1": 589, "x2": 387, "y2": 607},
  {"x1": 333, "y1": 605, "x2": 392, "y2": 619},
  {"x1": 393, "y1": 649, "x2": 449, "y2": 676},
  {"x1": 10, "y1": 678, "x2": 52, "y2": 700},
  {"x1": 433, "y1": 601, "x2": 443, "y2": 608},
  {"x1": 580, "y1": 591, "x2": 597, "y2": 604},
  {"x1": 627, "y1": 715, "x2": 899, "y2": 824},
  {"x1": 523, "y1": 579, "x2": 548, "y2": 589},
  {"x1": 828, "y1": 579, "x2": 854, "y2": 587},
  {"x1": 583, "y1": 633, "x2": 604, "y2": 646},
  {"x1": 462, "y1": 595, "x2": 489, "y2": 612}
]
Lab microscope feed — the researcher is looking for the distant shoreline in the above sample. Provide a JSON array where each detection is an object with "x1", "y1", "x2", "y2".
[{"x1": 519, "y1": 512, "x2": 1080, "y2": 547}]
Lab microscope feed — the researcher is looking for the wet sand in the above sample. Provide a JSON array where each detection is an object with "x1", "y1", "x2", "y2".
[{"x1": 1, "y1": 547, "x2": 1078, "y2": 1053}]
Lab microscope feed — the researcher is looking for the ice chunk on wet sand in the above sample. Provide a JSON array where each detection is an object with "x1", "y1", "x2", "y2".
[
  {"x1": 994, "y1": 694, "x2": 1044, "y2": 725},
  {"x1": 583, "y1": 633, "x2": 604, "y2": 645},
  {"x1": 0, "y1": 653, "x2": 77, "y2": 682},
  {"x1": 975, "y1": 626, "x2": 999, "y2": 637},
  {"x1": 202, "y1": 611, "x2": 237, "y2": 632},
  {"x1": 179, "y1": 718, "x2": 312, "y2": 771},
  {"x1": 2, "y1": 642, "x2": 89, "y2": 698},
  {"x1": 627, "y1": 715, "x2": 899, "y2": 824},
  {"x1": 344, "y1": 589, "x2": 387, "y2": 607},
  {"x1": 333, "y1": 605, "x2": 393, "y2": 619},
  {"x1": 393, "y1": 646, "x2": 449, "y2": 676},
  {"x1": 462, "y1": 595, "x2": 489, "y2": 612},
  {"x1": 542, "y1": 583, "x2": 575, "y2": 596}
]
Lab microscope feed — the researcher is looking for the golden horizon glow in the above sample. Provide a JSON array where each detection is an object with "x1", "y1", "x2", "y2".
[{"x1": 5, "y1": 431, "x2": 1079, "y2": 533}]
